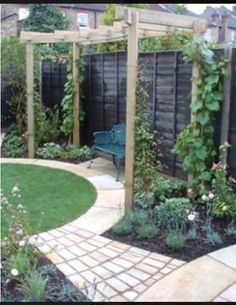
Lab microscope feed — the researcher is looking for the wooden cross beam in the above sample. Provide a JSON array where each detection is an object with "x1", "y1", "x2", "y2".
[{"x1": 115, "y1": 6, "x2": 208, "y2": 31}]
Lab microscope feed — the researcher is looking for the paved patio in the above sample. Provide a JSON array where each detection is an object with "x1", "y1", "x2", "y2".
[{"x1": 1, "y1": 157, "x2": 236, "y2": 302}]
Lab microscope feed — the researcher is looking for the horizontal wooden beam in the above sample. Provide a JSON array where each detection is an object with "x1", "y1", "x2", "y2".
[
  {"x1": 115, "y1": 6, "x2": 208, "y2": 31},
  {"x1": 113, "y1": 21, "x2": 194, "y2": 33}
]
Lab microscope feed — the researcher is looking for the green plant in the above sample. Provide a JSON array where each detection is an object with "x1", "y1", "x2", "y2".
[
  {"x1": 112, "y1": 219, "x2": 133, "y2": 236},
  {"x1": 152, "y1": 176, "x2": 174, "y2": 201},
  {"x1": 165, "y1": 230, "x2": 185, "y2": 251},
  {"x1": 57, "y1": 282, "x2": 88, "y2": 302},
  {"x1": 134, "y1": 72, "x2": 162, "y2": 208},
  {"x1": 211, "y1": 143, "x2": 236, "y2": 218},
  {"x1": 61, "y1": 53, "x2": 86, "y2": 143},
  {"x1": 205, "y1": 230, "x2": 223, "y2": 246},
  {"x1": 34, "y1": 103, "x2": 61, "y2": 147},
  {"x1": 126, "y1": 209, "x2": 150, "y2": 226},
  {"x1": 62, "y1": 145, "x2": 92, "y2": 159},
  {"x1": 36, "y1": 142, "x2": 63, "y2": 159},
  {"x1": 173, "y1": 37, "x2": 228, "y2": 188},
  {"x1": 187, "y1": 227, "x2": 198, "y2": 240},
  {"x1": 225, "y1": 220, "x2": 236, "y2": 237},
  {"x1": 137, "y1": 223, "x2": 158, "y2": 239},
  {"x1": 8, "y1": 250, "x2": 32, "y2": 279},
  {"x1": 155, "y1": 198, "x2": 191, "y2": 231},
  {"x1": 23, "y1": 4, "x2": 69, "y2": 33},
  {"x1": 18, "y1": 271, "x2": 48, "y2": 302},
  {"x1": 2, "y1": 135, "x2": 26, "y2": 157}
]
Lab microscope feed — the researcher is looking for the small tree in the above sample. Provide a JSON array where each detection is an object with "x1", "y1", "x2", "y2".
[
  {"x1": 23, "y1": 4, "x2": 69, "y2": 32},
  {"x1": 174, "y1": 4, "x2": 188, "y2": 14}
]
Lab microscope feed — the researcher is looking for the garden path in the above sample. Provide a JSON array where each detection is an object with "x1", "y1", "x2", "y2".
[{"x1": 1, "y1": 158, "x2": 235, "y2": 302}]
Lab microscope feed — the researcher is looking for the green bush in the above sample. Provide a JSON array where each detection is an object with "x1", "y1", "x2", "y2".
[
  {"x1": 126, "y1": 209, "x2": 150, "y2": 227},
  {"x1": 152, "y1": 176, "x2": 174, "y2": 201},
  {"x1": 36, "y1": 142, "x2": 63, "y2": 159},
  {"x1": 165, "y1": 230, "x2": 185, "y2": 251},
  {"x1": 112, "y1": 219, "x2": 133, "y2": 236},
  {"x1": 62, "y1": 145, "x2": 92, "y2": 159},
  {"x1": 3, "y1": 134, "x2": 26, "y2": 157},
  {"x1": 155, "y1": 198, "x2": 191, "y2": 231},
  {"x1": 137, "y1": 223, "x2": 158, "y2": 239}
]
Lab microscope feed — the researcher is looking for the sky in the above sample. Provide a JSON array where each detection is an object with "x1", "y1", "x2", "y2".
[{"x1": 186, "y1": 4, "x2": 235, "y2": 14}]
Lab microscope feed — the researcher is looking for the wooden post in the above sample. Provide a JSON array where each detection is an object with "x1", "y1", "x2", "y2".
[
  {"x1": 220, "y1": 44, "x2": 232, "y2": 146},
  {"x1": 72, "y1": 43, "x2": 80, "y2": 147},
  {"x1": 124, "y1": 10, "x2": 139, "y2": 214},
  {"x1": 26, "y1": 43, "x2": 35, "y2": 158},
  {"x1": 188, "y1": 20, "x2": 207, "y2": 183}
]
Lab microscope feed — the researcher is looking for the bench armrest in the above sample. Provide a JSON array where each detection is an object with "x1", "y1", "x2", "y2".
[{"x1": 93, "y1": 131, "x2": 110, "y2": 145}]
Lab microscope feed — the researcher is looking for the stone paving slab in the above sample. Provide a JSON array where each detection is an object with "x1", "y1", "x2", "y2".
[
  {"x1": 137, "y1": 253, "x2": 236, "y2": 302},
  {"x1": 209, "y1": 245, "x2": 236, "y2": 269}
]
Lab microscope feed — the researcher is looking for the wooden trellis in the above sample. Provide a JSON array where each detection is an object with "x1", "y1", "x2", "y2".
[{"x1": 20, "y1": 6, "x2": 207, "y2": 213}]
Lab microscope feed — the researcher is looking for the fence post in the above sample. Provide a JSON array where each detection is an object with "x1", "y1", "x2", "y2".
[
  {"x1": 124, "y1": 10, "x2": 139, "y2": 214},
  {"x1": 26, "y1": 43, "x2": 35, "y2": 158},
  {"x1": 220, "y1": 44, "x2": 232, "y2": 151},
  {"x1": 73, "y1": 43, "x2": 80, "y2": 147}
]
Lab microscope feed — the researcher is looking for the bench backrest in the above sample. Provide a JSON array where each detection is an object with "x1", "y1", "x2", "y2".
[{"x1": 108, "y1": 123, "x2": 126, "y2": 145}]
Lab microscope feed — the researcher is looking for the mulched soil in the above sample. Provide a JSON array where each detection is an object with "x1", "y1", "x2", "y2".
[{"x1": 103, "y1": 204, "x2": 236, "y2": 262}]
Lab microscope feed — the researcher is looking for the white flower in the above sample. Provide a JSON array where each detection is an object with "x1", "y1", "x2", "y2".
[
  {"x1": 201, "y1": 194, "x2": 208, "y2": 201},
  {"x1": 11, "y1": 268, "x2": 19, "y2": 276},
  {"x1": 208, "y1": 192, "x2": 214, "y2": 200},
  {"x1": 16, "y1": 229, "x2": 23, "y2": 236},
  {"x1": 17, "y1": 204, "x2": 23, "y2": 210},
  {"x1": 11, "y1": 185, "x2": 20, "y2": 194},
  {"x1": 19, "y1": 240, "x2": 25, "y2": 247},
  {"x1": 188, "y1": 213, "x2": 196, "y2": 221},
  {"x1": 222, "y1": 205, "x2": 228, "y2": 211}
]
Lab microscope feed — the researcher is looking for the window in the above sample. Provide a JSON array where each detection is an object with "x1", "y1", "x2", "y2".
[
  {"x1": 18, "y1": 8, "x2": 29, "y2": 20},
  {"x1": 231, "y1": 30, "x2": 236, "y2": 41},
  {"x1": 77, "y1": 13, "x2": 89, "y2": 28},
  {"x1": 204, "y1": 28, "x2": 212, "y2": 42}
]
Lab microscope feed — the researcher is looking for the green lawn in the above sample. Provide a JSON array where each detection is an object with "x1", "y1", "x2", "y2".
[{"x1": 1, "y1": 163, "x2": 97, "y2": 237}]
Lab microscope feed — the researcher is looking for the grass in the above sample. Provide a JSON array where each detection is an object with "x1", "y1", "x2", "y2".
[{"x1": 1, "y1": 163, "x2": 97, "y2": 236}]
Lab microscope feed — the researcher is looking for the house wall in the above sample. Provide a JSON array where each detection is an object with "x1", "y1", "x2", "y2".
[{"x1": 1, "y1": 4, "x2": 18, "y2": 38}]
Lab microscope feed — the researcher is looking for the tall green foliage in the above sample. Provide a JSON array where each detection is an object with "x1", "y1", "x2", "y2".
[
  {"x1": 23, "y1": 4, "x2": 69, "y2": 32},
  {"x1": 61, "y1": 50, "x2": 86, "y2": 142},
  {"x1": 134, "y1": 72, "x2": 162, "y2": 206},
  {"x1": 173, "y1": 37, "x2": 228, "y2": 188}
]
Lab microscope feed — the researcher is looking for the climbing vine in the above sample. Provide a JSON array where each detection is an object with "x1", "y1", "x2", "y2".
[
  {"x1": 173, "y1": 37, "x2": 228, "y2": 188},
  {"x1": 61, "y1": 48, "x2": 86, "y2": 143}
]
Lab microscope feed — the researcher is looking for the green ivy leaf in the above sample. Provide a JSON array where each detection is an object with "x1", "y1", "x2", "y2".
[
  {"x1": 195, "y1": 149, "x2": 207, "y2": 160},
  {"x1": 205, "y1": 101, "x2": 220, "y2": 111},
  {"x1": 207, "y1": 74, "x2": 219, "y2": 85},
  {"x1": 190, "y1": 101, "x2": 202, "y2": 112},
  {"x1": 196, "y1": 112, "x2": 209, "y2": 125}
]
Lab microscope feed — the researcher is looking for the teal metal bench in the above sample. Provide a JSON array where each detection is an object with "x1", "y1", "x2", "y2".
[{"x1": 88, "y1": 123, "x2": 126, "y2": 181}]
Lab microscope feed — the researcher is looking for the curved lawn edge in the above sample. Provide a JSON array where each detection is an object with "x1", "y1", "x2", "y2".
[{"x1": 1, "y1": 163, "x2": 97, "y2": 235}]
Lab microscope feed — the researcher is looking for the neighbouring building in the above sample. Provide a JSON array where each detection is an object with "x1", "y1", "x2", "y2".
[
  {"x1": 200, "y1": 5, "x2": 236, "y2": 43},
  {"x1": 1, "y1": 3, "x2": 171, "y2": 38}
]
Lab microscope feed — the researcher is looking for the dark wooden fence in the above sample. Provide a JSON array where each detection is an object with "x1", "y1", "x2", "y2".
[{"x1": 2, "y1": 48, "x2": 235, "y2": 178}]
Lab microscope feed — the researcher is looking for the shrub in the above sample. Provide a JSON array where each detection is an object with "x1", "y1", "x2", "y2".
[
  {"x1": 36, "y1": 142, "x2": 63, "y2": 159},
  {"x1": 2, "y1": 135, "x2": 26, "y2": 157},
  {"x1": 8, "y1": 251, "x2": 32, "y2": 279},
  {"x1": 152, "y1": 176, "x2": 174, "y2": 201},
  {"x1": 137, "y1": 223, "x2": 158, "y2": 239},
  {"x1": 18, "y1": 271, "x2": 48, "y2": 302},
  {"x1": 211, "y1": 157, "x2": 236, "y2": 218},
  {"x1": 155, "y1": 198, "x2": 191, "y2": 231},
  {"x1": 112, "y1": 219, "x2": 133, "y2": 236},
  {"x1": 62, "y1": 145, "x2": 92, "y2": 159},
  {"x1": 165, "y1": 230, "x2": 185, "y2": 251},
  {"x1": 57, "y1": 282, "x2": 89, "y2": 302},
  {"x1": 126, "y1": 209, "x2": 150, "y2": 227}
]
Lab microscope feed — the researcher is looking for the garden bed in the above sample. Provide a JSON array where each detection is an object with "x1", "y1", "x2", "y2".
[
  {"x1": 1, "y1": 248, "x2": 90, "y2": 302},
  {"x1": 103, "y1": 205, "x2": 236, "y2": 262}
]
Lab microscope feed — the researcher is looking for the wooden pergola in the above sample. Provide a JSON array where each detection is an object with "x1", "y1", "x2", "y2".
[{"x1": 20, "y1": 6, "x2": 207, "y2": 213}]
